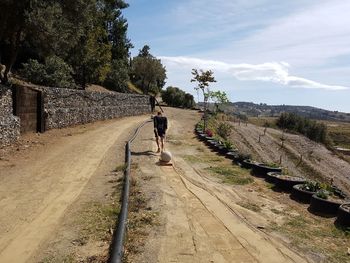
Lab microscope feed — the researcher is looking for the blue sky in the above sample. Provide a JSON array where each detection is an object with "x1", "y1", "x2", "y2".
[{"x1": 124, "y1": 0, "x2": 350, "y2": 112}]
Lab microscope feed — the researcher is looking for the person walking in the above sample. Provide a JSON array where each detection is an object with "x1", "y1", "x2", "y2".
[
  {"x1": 153, "y1": 111, "x2": 168, "y2": 152},
  {"x1": 149, "y1": 95, "x2": 156, "y2": 112}
]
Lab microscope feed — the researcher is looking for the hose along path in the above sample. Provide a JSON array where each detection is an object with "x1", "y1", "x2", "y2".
[{"x1": 109, "y1": 118, "x2": 152, "y2": 263}]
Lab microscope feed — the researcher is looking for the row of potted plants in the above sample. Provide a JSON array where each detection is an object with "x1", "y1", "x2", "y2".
[{"x1": 194, "y1": 124, "x2": 350, "y2": 227}]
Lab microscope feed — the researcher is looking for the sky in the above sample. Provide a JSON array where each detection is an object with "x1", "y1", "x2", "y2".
[{"x1": 124, "y1": 0, "x2": 350, "y2": 112}]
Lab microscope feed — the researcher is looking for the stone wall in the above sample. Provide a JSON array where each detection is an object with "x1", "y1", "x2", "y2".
[
  {"x1": 40, "y1": 87, "x2": 150, "y2": 130},
  {"x1": 0, "y1": 85, "x2": 20, "y2": 147}
]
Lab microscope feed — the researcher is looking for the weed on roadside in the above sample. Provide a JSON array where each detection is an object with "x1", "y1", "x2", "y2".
[
  {"x1": 238, "y1": 202, "x2": 262, "y2": 213},
  {"x1": 183, "y1": 154, "x2": 222, "y2": 163},
  {"x1": 206, "y1": 166, "x2": 253, "y2": 185},
  {"x1": 271, "y1": 214, "x2": 350, "y2": 263}
]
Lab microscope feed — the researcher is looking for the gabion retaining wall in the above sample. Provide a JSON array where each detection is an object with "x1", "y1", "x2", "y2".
[
  {"x1": 39, "y1": 87, "x2": 150, "y2": 130},
  {"x1": 0, "y1": 85, "x2": 20, "y2": 147}
]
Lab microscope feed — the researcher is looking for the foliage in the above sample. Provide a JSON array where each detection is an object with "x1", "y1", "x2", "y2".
[
  {"x1": 191, "y1": 69, "x2": 216, "y2": 130},
  {"x1": 103, "y1": 59, "x2": 129, "y2": 92},
  {"x1": 0, "y1": 0, "x2": 133, "y2": 90},
  {"x1": 161, "y1": 86, "x2": 195, "y2": 108},
  {"x1": 300, "y1": 181, "x2": 323, "y2": 192},
  {"x1": 223, "y1": 140, "x2": 233, "y2": 150},
  {"x1": 316, "y1": 189, "x2": 330, "y2": 200},
  {"x1": 130, "y1": 46, "x2": 167, "y2": 94},
  {"x1": 209, "y1": 90, "x2": 229, "y2": 112},
  {"x1": 196, "y1": 121, "x2": 205, "y2": 130},
  {"x1": 21, "y1": 56, "x2": 75, "y2": 88},
  {"x1": 216, "y1": 122, "x2": 232, "y2": 140},
  {"x1": 276, "y1": 112, "x2": 330, "y2": 144},
  {"x1": 206, "y1": 129, "x2": 213, "y2": 137}
]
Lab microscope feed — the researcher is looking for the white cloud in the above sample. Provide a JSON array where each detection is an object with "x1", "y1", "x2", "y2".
[
  {"x1": 213, "y1": 0, "x2": 350, "y2": 67},
  {"x1": 160, "y1": 56, "x2": 349, "y2": 91}
]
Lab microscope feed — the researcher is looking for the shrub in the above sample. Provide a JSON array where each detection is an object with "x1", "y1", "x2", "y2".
[
  {"x1": 21, "y1": 56, "x2": 75, "y2": 88},
  {"x1": 161, "y1": 86, "x2": 195, "y2": 108},
  {"x1": 223, "y1": 140, "x2": 233, "y2": 150},
  {"x1": 216, "y1": 122, "x2": 232, "y2": 140},
  {"x1": 276, "y1": 112, "x2": 330, "y2": 145},
  {"x1": 206, "y1": 129, "x2": 213, "y2": 137},
  {"x1": 301, "y1": 181, "x2": 322, "y2": 192}
]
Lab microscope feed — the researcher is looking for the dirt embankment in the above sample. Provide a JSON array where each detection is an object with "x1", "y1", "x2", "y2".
[{"x1": 229, "y1": 122, "x2": 350, "y2": 194}]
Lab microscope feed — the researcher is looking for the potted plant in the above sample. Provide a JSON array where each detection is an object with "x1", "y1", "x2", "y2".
[
  {"x1": 310, "y1": 188, "x2": 348, "y2": 216},
  {"x1": 272, "y1": 173, "x2": 306, "y2": 191},
  {"x1": 291, "y1": 181, "x2": 322, "y2": 203},
  {"x1": 337, "y1": 203, "x2": 350, "y2": 227},
  {"x1": 252, "y1": 162, "x2": 282, "y2": 178}
]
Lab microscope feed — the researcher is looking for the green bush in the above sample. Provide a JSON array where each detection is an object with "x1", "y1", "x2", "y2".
[
  {"x1": 161, "y1": 86, "x2": 195, "y2": 108},
  {"x1": 276, "y1": 112, "x2": 330, "y2": 145},
  {"x1": 216, "y1": 122, "x2": 232, "y2": 140},
  {"x1": 21, "y1": 56, "x2": 75, "y2": 88}
]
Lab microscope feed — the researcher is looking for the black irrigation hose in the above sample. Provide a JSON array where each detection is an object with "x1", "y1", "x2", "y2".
[{"x1": 109, "y1": 118, "x2": 152, "y2": 263}]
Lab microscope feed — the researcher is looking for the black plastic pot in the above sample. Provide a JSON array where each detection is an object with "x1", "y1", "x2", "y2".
[
  {"x1": 205, "y1": 139, "x2": 215, "y2": 147},
  {"x1": 336, "y1": 203, "x2": 350, "y2": 227},
  {"x1": 291, "y1": 184, "x2": 316, "y2": 203},
  {"x1": 309, "y1": 194, "x2": 345, "y2": 216},
  {"x1": 252, "y1": 163, "x2": 282, "y2": 177},
  {"x1": 216, "y1": 145, "x2": 228, "y2": 155},
  {"x1": 265, "y1": 172, "x2": 280, "y2": 184},
  {"x1": 241, "y1": 159, "x2": 255, "y2": 169},
  {"x1": 273, "y1": 175, "x2": 306, "y2": 192},
  {"x1": 198, "y1": 133, "x2": 206, "y2": 141},
  {"x1": 225, "y1": 151, "x2": 238, "y2": 160}
]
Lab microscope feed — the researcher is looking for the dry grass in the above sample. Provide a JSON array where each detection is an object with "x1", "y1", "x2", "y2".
[
  {"x1": 206, "y1": 165, "x2": 254, "y2": 185},
  {"x1": 271, "y1": 214, "x2": 350, "y2": 263}
]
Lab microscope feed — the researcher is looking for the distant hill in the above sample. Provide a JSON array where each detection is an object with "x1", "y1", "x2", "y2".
[{"x1": 200, "y1": 102, "x2": 350, "y2": 122}]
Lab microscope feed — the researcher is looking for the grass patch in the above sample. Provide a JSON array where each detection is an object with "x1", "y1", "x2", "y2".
[
  {"x1": 326, "y1": 121, "x2": 350, "y2": 149},
  {"x1": 183, "y1": 154, "x2": 222, "y2": 163},
  {"x1": 78, "y1": 201, "x2": 120, "y2": 242},
  {"x1": 238, "y1": 202, "x2": 262, "y2": 213},
  {"x1": 114, "y1": 164, "x2": 127, "y2": 172},
  {"x1": 206, "y1": 166, "x2": 253, "y2": 185},
  {"x1": 249, "y1": 117, "x2": 278, "y2": 128},
  {"x1": 272, "y1": 214, "x2": 350, "y2": 263}
]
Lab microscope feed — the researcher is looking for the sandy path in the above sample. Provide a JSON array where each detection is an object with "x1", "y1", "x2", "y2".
[
  {"x1": 131, "y1": 108, "x2": 310, "y2": 263},
  {"x1": 0, "y1": 115, "x2": 147, "y2": 263}
]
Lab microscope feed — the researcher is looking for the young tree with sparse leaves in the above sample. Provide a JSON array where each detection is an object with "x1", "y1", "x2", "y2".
[{"x1": 191, "y1": 69, "x2": 216, "y2": 130}]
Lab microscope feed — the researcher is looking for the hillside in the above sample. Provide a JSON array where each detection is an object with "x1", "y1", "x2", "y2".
[{"x1": 226, "y1": 102, "x2": 350, "y2": 122}]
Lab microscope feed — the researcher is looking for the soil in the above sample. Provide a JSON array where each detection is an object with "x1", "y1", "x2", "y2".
[
  {"x1": 0, "y1": 115, "x2": 148, "y2": 263},
  {"x1": 229, "y1": 121, "x2": 350, "y2": 195},
  {"x1": 128, "y1": 108, "x2": 311, "y2": 263}
]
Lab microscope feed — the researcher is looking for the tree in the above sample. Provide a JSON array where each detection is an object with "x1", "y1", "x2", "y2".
[
  {"x1": 209, "y1": 90, "x2": 229, "y2": 113},
  {"x1": 130, "y1": 46, "x2": 167, "y2": 94},
  {"x1": 0, "y1": 0, "x2": 95, "y2": 84},
  {"x1": 161, "y1": 86, "x2": 195, "y2": 108},
  {"x1": 0, "y1": 0, "x2": 133, "y2": 90},
  {"x1": 191, "y1": 68, "x2": 216, "y2": 130},
  {"x1": 138, "y1": 45, "x2": 151, "y2": 58}
]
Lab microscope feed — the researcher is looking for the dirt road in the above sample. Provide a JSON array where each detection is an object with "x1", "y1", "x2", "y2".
[
  {"x1": 0, "y1": 115, "x2": 148, "y2": 263},
  {"x1": 129, "y1": 108, "x2": 311, "y2": 263}
]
